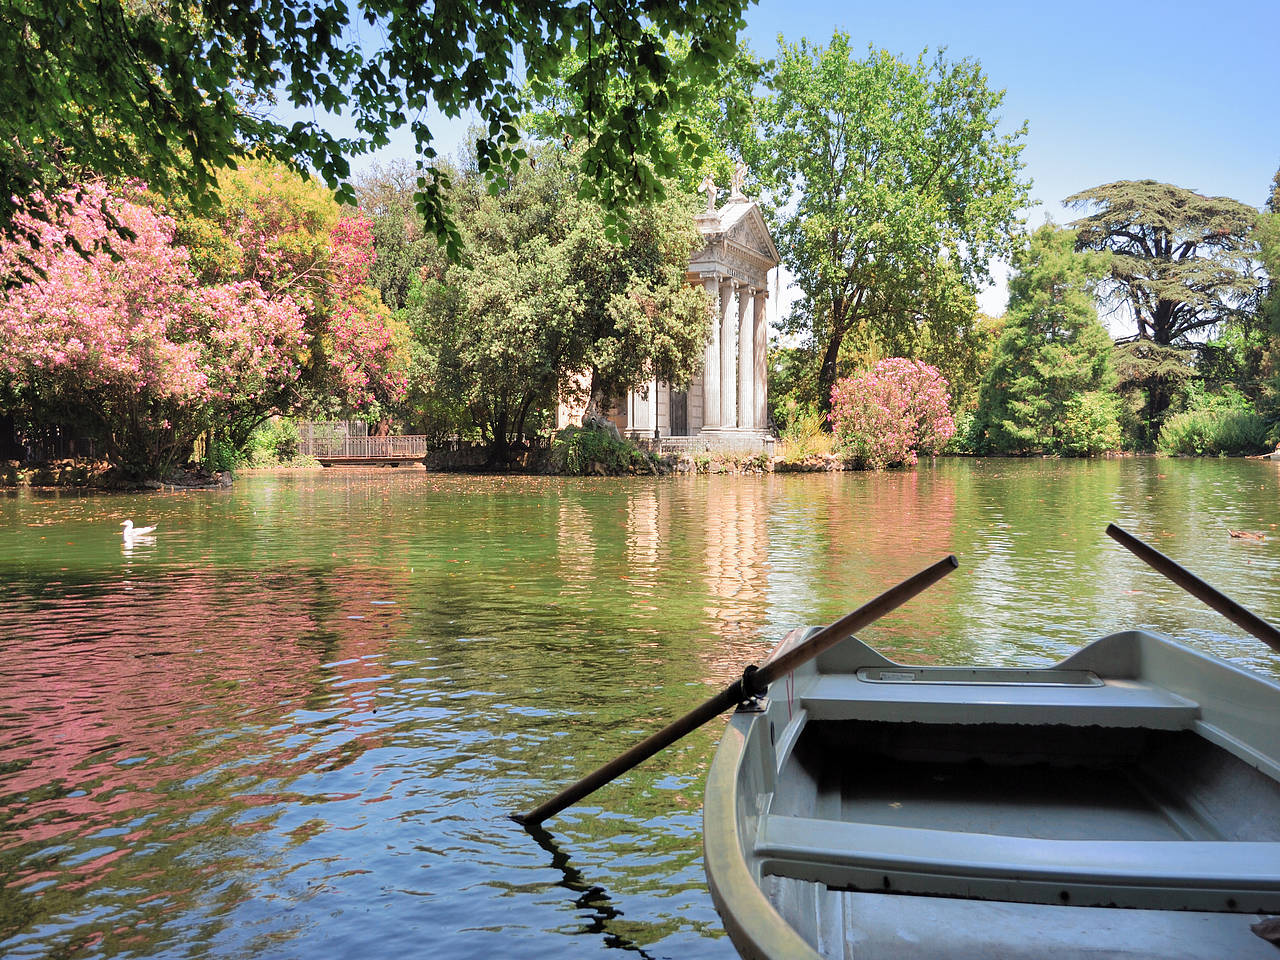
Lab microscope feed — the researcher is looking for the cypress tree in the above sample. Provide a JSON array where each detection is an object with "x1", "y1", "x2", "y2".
[{"x1": 972, "y1": 225, "x2": 1121, "y2": 456}]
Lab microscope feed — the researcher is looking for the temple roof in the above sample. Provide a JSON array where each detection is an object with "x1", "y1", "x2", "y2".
[{"x1": 689, "y1": 197, "x2": 780, "y2": 286}]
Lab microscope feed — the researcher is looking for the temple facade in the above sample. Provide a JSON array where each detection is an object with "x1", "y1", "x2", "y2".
[{"x1": 561, "y1": 170, "x2": 780, "y2": 447}]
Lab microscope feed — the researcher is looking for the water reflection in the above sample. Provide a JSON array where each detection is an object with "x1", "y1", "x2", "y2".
[
  {"x1": 0, "y1": 462, "x2": 1277, "y2": 960},
  {"x1": 525, "y1": 824, "x2": 660, "y2": 958},
  {"x1": 699, "y1": 478, "x2": 771, "y2": 678}
]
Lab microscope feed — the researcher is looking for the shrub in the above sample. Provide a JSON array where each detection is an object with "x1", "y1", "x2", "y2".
[
  {"x1": 1059, "y1": 391, "x2": 1123, "y2": 457},
  {"x1": 244, "y1": 419, "x2": 302, "y2": 465},
  {"x1": 829, "y1": 358, "x2": 956, "y2": 469},
  {"x1": 775, "y1": 400, "x2": 836, "y2": 460},
  {"x1": 1157, "y1": 389, "x2": 1271, "y2": 456},
  {"x1": 946, "y1": 410, "x2": 977, "y2": 454},
  {"x1": 550, "y1": 426, "x2": 650, "y2": 475},
  {"x1": 202, "y1": 436, "x2": 242, "y2": 472}
]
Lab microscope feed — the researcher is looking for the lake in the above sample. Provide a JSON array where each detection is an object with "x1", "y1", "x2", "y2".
[{"x1": 1, "y1": 458, "x2": 1278, "y2": 959}]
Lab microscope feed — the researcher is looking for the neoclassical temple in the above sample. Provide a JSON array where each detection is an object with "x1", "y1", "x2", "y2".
[{"x1": 561, "y1": 168, "x2": 780, "y2": 447}]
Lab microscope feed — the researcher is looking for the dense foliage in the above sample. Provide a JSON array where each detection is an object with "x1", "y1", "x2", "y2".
[
  {"x1": 6, "y1": 11, "x2": 1279, "y2": 474},
  {"x1": 829, "y1": 358, "x2": 956, "y2": 469},
  {"x1": 970, "y1": 226, "x2": 1120, "y2": 456},
  {"x1": 1256, "y1": 171, "x2": 1280, "y2": 422},
  {"x1": 1066, "y1": 180, "x2": 1260, "y2": 431},
  {"x1": 525, "y1": 35, "x2": 763, "y2": 197},
  {"x1": 0, "y1": 169, "x2": 405, "y2": 477},
  {"x1": 549, "y1": 426, "x2": 654, "y2": 476},
  {"x1": 1157, "y1": 387, "x2": 1270, "y2": 456},
  {"x1": 1, "y1": 0, "x2": 749, "y2": 266},
  {"x1": 745, "y1": 33, "x2": 1030, "y2": 412},
  {"x1": 175, "y1": 159, "x2": 409, "y2": 438},
  {"x1": 399, "y1": 144, "x2": 710, "y2": 464}
]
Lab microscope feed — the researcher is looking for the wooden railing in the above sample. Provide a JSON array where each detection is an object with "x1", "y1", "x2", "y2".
[{"x1": 299, "y1": 435, "x2": 431, "y2": 460}]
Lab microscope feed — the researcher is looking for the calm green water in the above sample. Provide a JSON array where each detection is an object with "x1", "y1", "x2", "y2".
[{"x1": 1, "y1": 459, "x2": 1278, "y2": 959}]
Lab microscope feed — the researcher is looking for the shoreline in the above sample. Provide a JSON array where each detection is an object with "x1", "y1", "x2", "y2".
[{"x1": 5, "y1": 448, "x2": 1277, "y2": 491}]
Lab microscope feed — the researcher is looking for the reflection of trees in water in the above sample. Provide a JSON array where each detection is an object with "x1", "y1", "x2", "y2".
[
  {"x1": 763, "y1": 470, "x2": 959, "y2": 664},
  {"x1": 952, "y1": 459, "x2": 1124, "y2": 662},
  {"x1": 0, "y1": 564, "x2": 406, "y2": 952}
]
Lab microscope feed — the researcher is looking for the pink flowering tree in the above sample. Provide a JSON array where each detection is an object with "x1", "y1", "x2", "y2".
[
  {"x1": 0, "y1": 183, "x2": 307, "y2": 477},
  {"x1": 829, "y1": 358, "x2": 956, "y2": 468},
  {"x1": 179, "y1": 160, "x2": 408, "y2": 422},
  {"x1": 323, "y1": 215, "x2": 407, "y2": 413}
]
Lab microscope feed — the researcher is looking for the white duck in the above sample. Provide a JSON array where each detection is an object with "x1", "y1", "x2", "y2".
[{"x1": 121, "y1": 519, "x2": 158, "y2": 538}]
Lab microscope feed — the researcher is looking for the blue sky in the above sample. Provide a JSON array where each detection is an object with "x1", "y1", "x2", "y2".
[
  {"x1": 742, "y1": 0, "x2": 1279, "y2": 221},
  {"x1": 303, "y1": 0, "x2": 1279, "y2": 316},
  {"x1": 733, "y1": 0, "x2": 1280, "y2": 315}
]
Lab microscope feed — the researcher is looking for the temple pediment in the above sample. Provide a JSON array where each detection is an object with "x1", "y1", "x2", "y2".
[
  {"x1": 717, "y1": 201, "x2": 781, "y2": 264},
  {"x1": 689, "y1": 199, "x2": 779, "y2": 287}
]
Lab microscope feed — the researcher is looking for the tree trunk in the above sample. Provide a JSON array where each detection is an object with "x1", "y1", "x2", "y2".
[
  {"x1": 816, "y1": 330, "x2": 844, "y2": 416},
  {"x1": 487, "y1": 408, "x2": 510, "y2": 467}
]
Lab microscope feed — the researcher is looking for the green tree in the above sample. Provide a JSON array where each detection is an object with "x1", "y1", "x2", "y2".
[
  {"x1": 1, "y1": 0, "x2": 749, "y2": 266},
  {"x1": 354, "y1": 161, "x2": 450, "y2": 314},
  {"x1": 1066, "y1": 180, "x2": 1260, "y2": 429},
  {"x1": 744, "y1": 34, "x2": 1030, "y2": 412},
  {"x1": 407, "y1": 144, "x2": 710, "y2": 464},
  {"x1": 525, "y1": 35, "x2": 764, "y2": 196},
  {"x1": 1257, "y1": 168, "x2": 1280, "y2": 424},
  {"x1": 972, "y1": 225, "x2": 1120, "y2": 456}
]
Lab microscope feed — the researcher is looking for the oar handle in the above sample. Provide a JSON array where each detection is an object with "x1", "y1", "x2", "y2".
[
  {"x1": 1106, "y1": 522, "x2": 1280, "y2": 654},
  {"x1": 511, "y1": 554, "x2": 959, "y2": 828}
]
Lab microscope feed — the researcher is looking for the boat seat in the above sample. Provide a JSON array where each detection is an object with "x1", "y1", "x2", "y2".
[
  {"x1": 754, "y1": 814, "x2": 1280, "y2": 912},
  {"x1": 801, "y1": 675, "x2": 1199, "y2": 729}
]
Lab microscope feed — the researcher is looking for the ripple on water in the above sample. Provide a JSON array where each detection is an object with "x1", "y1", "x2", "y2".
[{"x1": 0, "y1": 463, "x2": 1277, "y2": 960}]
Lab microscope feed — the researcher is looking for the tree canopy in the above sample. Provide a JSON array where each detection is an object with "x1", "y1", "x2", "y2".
[
  {"x1": 971, "y1": 225, "x2": 1120, "y2": 456},
  {"x1": 1255, "y1": 168, "x2": 1280, "y2": 418},
  {"x1": 1, "y1": 0, "x2": 750, "y2": 264},
  {"x1": 399, "y1": 143, "x2": 710, "y2": 463},
  {"x1": 524, "y1": 34, "x2": 764, "y2": 197},
  {"x1": 1066, "y1": 180, "x2": 1260, "y2": 431},
  {"x1": 0, "y1": 165, "x2": 405, "y2": 477},
  {"x1": 1066, "y1": 180, "x2": 1259, "y2": 346},
  {"x1": 743, "y1": 33, "x2": 1030, "y2": 411}
]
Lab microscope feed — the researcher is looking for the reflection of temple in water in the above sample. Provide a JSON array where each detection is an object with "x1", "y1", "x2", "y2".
[
  {"x1": 702, "y1": 478, "x2": 769, "y2": 639},
  {"x1": 548, "y1": 479, "x2": 774, "y2": 685},
  {"x1": 696, "y1": 479, "x2": 774, "y2": 682},
  {"x1": 556, "y1": 499, "x2": 597, "y2": 595}
]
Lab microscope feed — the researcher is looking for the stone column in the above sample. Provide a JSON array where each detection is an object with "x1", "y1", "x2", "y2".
[
  {"x1": 738, "y1": 287, "x2": 754, "y2": 429},
  {"x1": 702, "y1": 277, "x2": 721, "y2": 429},
  {"x1": 720, "y1": 279, "x2": 737, "y2": 429},
  {"x1": 754, "y1": 289, "x2": 769, "y2": 431}
]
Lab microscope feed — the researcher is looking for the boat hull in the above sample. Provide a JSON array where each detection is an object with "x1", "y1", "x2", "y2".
[{"x1": 704, "y1": 629, "x2": 1280, "y2": 959}]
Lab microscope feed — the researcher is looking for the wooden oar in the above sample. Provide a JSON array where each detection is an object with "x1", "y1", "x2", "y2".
[
  {"x1": 511, "y1": 554, "x2": 959, "y2": 827},
  {"x1": 1106, "y1": 522, "x2": 1280, "y2": 654}
]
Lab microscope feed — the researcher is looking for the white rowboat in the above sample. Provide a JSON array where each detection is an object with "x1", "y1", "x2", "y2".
[{"x1": 704, "y1": 629, "x2": 1280, "y2": 959}]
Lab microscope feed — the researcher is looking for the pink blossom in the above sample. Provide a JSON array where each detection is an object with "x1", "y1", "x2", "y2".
[{"x1": 829, "y1": 358, "x2": 956, "y2": 469}]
